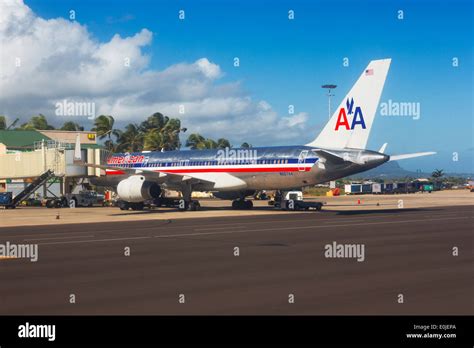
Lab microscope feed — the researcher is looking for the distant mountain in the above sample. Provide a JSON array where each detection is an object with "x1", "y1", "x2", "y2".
[{"x1": 348, "y1": 161, "x2": 473, "y2": 180}]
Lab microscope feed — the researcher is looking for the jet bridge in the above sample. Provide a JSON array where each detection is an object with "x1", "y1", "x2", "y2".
[{"x1": 0, "y1": 140, "x2": 102, "y2": 199}]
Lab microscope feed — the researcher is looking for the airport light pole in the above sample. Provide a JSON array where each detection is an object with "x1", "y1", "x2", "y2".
[
  {"x1": 322, "y1": 84, "x2": 337, "y2": 120},
  {"x1": 322, "y1": 84, "x2": 337, "y2": 190}
]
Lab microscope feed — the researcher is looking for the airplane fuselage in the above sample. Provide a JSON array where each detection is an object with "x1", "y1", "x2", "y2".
[{"x1": 91, "y1": 145, "x2": 389, "y2": 195}]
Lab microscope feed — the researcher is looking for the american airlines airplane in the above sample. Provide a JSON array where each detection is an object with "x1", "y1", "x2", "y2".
[{"x1": 80, "y1": 59, "x2": 435, "y2": 211}]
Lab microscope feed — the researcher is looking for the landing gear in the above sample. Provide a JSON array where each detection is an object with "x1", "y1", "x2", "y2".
[
  {"x1": 118, "y1": 201, "x2": 145, "y2": 211},
  {"x1": 178, "y1": 199, "x2": 201, "y2": 211},
  {"x1": 118, "y1": 201, "x2": 130, "y2": 210},
  {"x1": 231, "y1": 199, "x2": 253, "y2": 210},
  {"x1": 130, "y1": 202, "x2": 144, "y2": 211}
]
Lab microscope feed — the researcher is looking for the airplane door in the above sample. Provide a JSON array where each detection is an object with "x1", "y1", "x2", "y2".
[{"x1": 298, "y1": 150, "x2": 309, "y2": 171}]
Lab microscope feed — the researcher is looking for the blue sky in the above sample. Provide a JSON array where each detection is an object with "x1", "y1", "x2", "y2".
[{"x1": 12, "y1": 0, "x2": 474, "y2": 171}]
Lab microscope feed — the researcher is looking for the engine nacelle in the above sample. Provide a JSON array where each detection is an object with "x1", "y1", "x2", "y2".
[{"x1": 117, "y1": 175, "x2": 161, "y2": 202}]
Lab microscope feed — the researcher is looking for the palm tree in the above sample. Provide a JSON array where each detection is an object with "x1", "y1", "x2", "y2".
[
  {"x1": 20, "y1": 114, "x2": 55, "y2": 130},
  {"x1": 91, "y1": 115, "x2": 121, "y2": 151},
  {"x1": 60, "y1": 121, "x2": 84, "y2": 131},
  {"x1": 216, "y1": 138, "x2": 231, "y2": 149},
  {"x1": 185, "y1": 133, "x2": 206, "y2": 149},
  {"x1": 140, "y1": 112, "x2": 169, "y2": 132},
  {"x1": 117, "y1": 123, "x2": 144, "y2": 152},
  {"x1": 185, "y1": 133, "x2": 231, "y2": 150},
  {"x1": 141, "y1": 113, "x2": 184, "y2": 151},
  {"x1": 143, "y1": 129, "x2": 164, "y2": 151}
]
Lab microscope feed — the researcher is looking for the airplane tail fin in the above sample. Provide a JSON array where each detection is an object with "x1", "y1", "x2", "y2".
[{"x1": 307, "y1": 58, "x2": 391, "y2": 150}]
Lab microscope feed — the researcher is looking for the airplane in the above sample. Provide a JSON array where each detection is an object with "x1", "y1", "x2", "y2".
[{"x1": 78, "y1": 58, "x2": 435, "y2": 211}]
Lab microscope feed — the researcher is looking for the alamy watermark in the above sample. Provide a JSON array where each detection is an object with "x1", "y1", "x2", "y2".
[
  {"x1": 55, "y1": 99, "x2": 96, "y2": 119},
  {"x1": 216, "y1": 147, "x2": 258, "y2": 164},
  {"x1": 380, "y1": 99, "x2": 421, "y2": 120},
  {"x1": 18, "y1": 322, "x2": 55, "y2": 341},
  {"x1": 324, "y1": 241, "x2": 365, "y2": 262},
  {"x1": 0, "y1": 241, "x2": 38, "y2": 262}
]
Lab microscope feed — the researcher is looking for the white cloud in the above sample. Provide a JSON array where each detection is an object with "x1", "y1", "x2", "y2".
[{"x1": 0, "y1": 0, "x2": 312, "y2": 146}]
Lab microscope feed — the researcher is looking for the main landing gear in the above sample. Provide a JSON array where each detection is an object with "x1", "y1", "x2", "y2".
[
  {"x1": 178, "y1": 184, "x2": 201, "y2": 211},
  {"x1": 231, "y1": 199, "x2": 253, "y2": 210},
  {"x1": 118, "y1": 201, "x2": 144, "y2": 211},
  {"x1": 178, "y1": 199, "x2": 201, "y2": 211}
]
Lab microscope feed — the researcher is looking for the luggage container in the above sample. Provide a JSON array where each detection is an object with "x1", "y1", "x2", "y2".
[
  {"x1": 372, "y1": 183, "x2": 382, "y2": 194},
  {"x1": 0, "y1": 192, "x2": 13, "y2": 206},
  {"x1": 345, "y1": 184, "x2": 362, "y2": 194},
  {"x1": 361, "y1": 184, "x2": 372, "y2": 193}
]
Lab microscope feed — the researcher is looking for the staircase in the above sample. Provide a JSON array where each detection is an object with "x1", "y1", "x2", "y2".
[{"x1": 8, "y1": 169, "x2": 55, "y2": 208}]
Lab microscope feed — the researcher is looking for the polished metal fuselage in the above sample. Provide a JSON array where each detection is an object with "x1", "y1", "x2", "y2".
[{"x1": 91, "y1": 145, "x2": 389, "y2": 194}]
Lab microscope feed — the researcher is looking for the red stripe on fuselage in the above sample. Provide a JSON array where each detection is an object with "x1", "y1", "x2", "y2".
[
  {"x1": 105, "y1": 166, "x2": 311, "y2": 175},
  {"x1": 159, "y1": 167, "x2": 311, "y2": 173},
  {"x1": 106, "y1": 170, "x2": 126, "y2": 175}
]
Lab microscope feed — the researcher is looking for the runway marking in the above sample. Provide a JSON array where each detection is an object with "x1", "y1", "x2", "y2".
[
  {"x1": 24, "y1": 235, "x2": 95, "y2": 242},
  {"x1": 194, "y1": 218, "x2": 371, "y2": 231},
  {"x1": 38, "y1": 235, "x2": 152, "y2": 245},
  {"x1": 34, "y1": 215, "x2": 470, "y2": 246},
  {"x1": 159, "y1": 211, "x2": 470, "y2": 231},
  {"x1": 192, "y1": 213, "x2": 469, "y2": 232}
]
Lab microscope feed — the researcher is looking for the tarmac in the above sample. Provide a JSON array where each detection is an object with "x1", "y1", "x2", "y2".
[
  {"x1": 0, "y1": 190, "x2": 472, "y2": 228},
  {"x1": 0, "y1": 200, "x2": 472, "y2": 315}
]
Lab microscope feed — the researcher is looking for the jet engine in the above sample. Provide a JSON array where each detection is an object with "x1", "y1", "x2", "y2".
[{"x1": 117, "y1": 175, "x2": 161, "y2": 202}]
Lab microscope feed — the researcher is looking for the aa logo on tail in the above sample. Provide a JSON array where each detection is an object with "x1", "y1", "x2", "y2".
[{"x1": 334, "y1": 98, "x2": 366, "y2": 131}]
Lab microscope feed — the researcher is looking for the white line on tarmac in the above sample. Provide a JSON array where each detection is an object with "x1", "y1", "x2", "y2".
[
  {"x1": 35, "y1": 215, "x2": 470, "y2": 246},
  {"x1": 194, "y1": 218, "x2": 371, "y2": 231},
  {"x1": 192, "y1": 213, "x2": 468, "y2": 232},
  {"x1": 24, "y1": 235, "x2": 95, "y2": 241}
]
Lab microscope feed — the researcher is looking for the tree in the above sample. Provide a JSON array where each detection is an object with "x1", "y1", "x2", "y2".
[
  {"x1": 185, "y1": 133, "x2": 206, "y2": 149},
  {"x1": 140, "y1": 112, "x2": 169, "y2": 132},
  {"x1": 143, "y1": 129, "x2": 164, "y2": 151},
  {"x1": 216, "y1": 138, "x2": 231, "y2": 149},
  {"x1": 20, "y1": 114, "x2": 55, "y2": 130},
  {"x1": 140, "y1": 113, "x2": 184, "y2": 151},
  {"x1": 185, "y1": 133, "x2": 231, "y2": 150},
  {"x1": 117, "y1": 123, "x2": 144, "y2": 152},
  {"x1": 0, "y1": 116, "x2": 5, "y2": 130},
  {"x1": 91, "y1": 115, "x2": 121, "y2": 150},
  {"x1": 60, "y1": 121, "x2": 84, "y2": 131},
  {"x1": 240, "y1": 142, "x2": 252, "y2": 148}
]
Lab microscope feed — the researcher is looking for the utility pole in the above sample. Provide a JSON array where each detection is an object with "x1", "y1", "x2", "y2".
[{"x1": 321, "y1": 84, "x2": 337, "y2": 120}]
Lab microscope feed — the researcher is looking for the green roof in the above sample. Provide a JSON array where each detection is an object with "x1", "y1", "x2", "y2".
[{"x1": 0, "y1": 130, "x2": 52, "y2": 149}]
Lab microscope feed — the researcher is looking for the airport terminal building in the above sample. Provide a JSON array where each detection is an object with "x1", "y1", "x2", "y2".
[{"x1": 0, "y1": 130, "x2": 103, "y2": 198}]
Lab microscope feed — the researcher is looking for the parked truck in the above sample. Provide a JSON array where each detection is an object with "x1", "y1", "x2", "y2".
[
  {"x1": 45, "y1": 191, "x2": 105, "y2": 208},
  {"x1": 270, "y1": 190, "x2": 323, "y2": 211}
]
